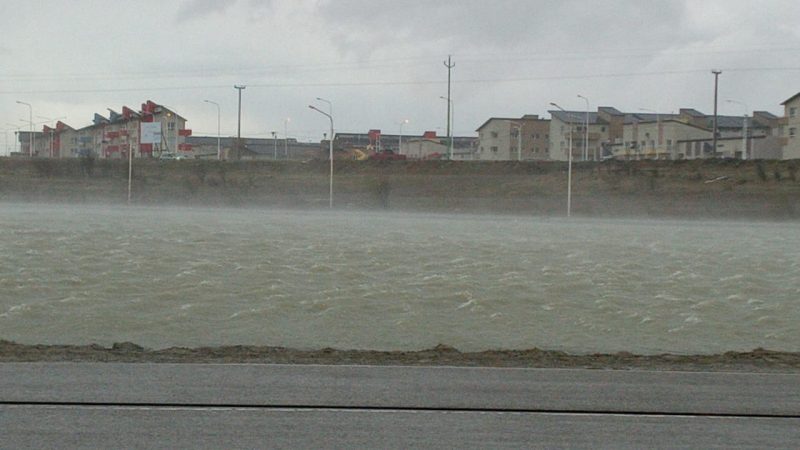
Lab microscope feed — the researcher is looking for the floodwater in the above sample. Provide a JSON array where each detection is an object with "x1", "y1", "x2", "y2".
[{"x1": 1, "y1": 203, "x2": 798, "y2": 354}]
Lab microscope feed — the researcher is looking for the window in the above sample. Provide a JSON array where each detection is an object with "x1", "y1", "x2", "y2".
[
  {"x1": 601, "y1": 127, "x2": 606, "y2": 132},
  {"x1": 491, "y1": 131, "x2": 498, "y2": 138},
  {"x1": 168, "y1": 122, "x2": 176, "y2": 131},
  {"x1": 490, "y1": 146, "x2": 498, "y2": 152},
  {"x1": 791, "y1": 128, "x2": 797, "y2": 138},
  {"x1": 791, "y1": 107, "x2": 797, "y2": 118},
  {"x1": 666, "y1": 139, "x2": 673, "y2": 149}
]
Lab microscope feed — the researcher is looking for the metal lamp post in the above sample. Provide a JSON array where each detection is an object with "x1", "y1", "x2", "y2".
[
  {"x1": 551, "y1": 102, "x2": 575, "y2": 218},
  {"x1": 577, "y1": 94, "x2": 590, "y2": 161},
  {"x1": 439, "y1": 96, "x2": 454, "y2": 160},
  {"x1": 203, "y1": 100, "x2": 221, "y2": 160},
  {"x1": 727, "y1": 99, "x2": 749, "y2": 160},
  {"x1": 16, "y1": 101, "x2": 33, "y2": 157},
  {"x1": 309, "y1": 104, "x2": 334, "y2": 209},
  {"x1": 284, "y1": 117, "x2": 291, "y2": 159},
  {"x1": 399, "y1": 119, "x2": 409, "y2": 154}
]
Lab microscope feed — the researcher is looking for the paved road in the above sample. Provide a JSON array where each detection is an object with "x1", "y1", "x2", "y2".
[{"x1": 2, "y1": 363, "x2": 799, "y2": 448}]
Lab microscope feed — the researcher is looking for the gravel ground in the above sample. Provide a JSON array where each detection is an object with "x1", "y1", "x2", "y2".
[{"x1": 2, "y1": 341, "x2": 799, "y2": 372}]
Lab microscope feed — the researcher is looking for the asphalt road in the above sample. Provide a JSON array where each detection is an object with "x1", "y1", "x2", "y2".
[{"x1": 2, "y1": 363, "x2": 799, "y2": 449}]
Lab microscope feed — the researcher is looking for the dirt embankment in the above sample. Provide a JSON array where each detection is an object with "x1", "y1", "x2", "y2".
[
  {"x1": 1, "y1": 158, "x2": 799, "y2": 218},
  {"x1": 2, "y1": 341, "x2": 799, "y2": 372}
]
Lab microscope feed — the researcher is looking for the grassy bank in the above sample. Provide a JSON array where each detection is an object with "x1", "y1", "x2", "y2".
[{"x1": 1, "y1": 157, "x2": 799, "y2": 218}]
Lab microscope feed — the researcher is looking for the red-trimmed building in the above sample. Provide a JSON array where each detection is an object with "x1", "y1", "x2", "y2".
[{"x1": 30, "y1": 100, "x2": 191, "y2": 159}]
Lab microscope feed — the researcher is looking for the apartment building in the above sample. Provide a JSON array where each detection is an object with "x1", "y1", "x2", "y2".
[
  {"x1": 780, "y1": 93, "x2": 800, "y2": 159},
  {"x1": 17, "y1": 100, "x2": 190, "y2": 159},
  {"x1": 548, "y1": 110, "x2": 610, "y2": 162},
  {"x1": 551, "y1": 104, "x2": 785, "y2": 161},
  {"x1": 476, "y1": 115, "x2": 550, "y2": 161}
]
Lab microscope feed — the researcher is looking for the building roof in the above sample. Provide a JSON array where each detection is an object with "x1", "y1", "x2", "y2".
[
  {"x1": 781, "y1": 92, "x2": 800, "y2": 105},
  {"x1": 598, "y1": 106, "x2": 624, "y2": 116},
  {"x1": 475, "y1": 116, "x2": 549, "y2": 131},
  {"x1": 548, "y1": 110, "x2": 604, "y2": 125},
  {"x1": 754, "y1": 110, "x2": 779, "y2": 119}
]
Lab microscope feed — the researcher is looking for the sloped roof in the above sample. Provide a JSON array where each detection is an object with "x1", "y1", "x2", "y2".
[
  {"x1": 548, "y1": 110, "x2": 604, "y2": 125},
  {"x1": 781, "y1": 92, "x2": 800, "y2": 105}
]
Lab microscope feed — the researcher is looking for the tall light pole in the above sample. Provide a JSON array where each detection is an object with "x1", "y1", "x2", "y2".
[
  {"x1": 711, "y1": 70, "x2": 722, "y2": 157},
  {"x1": 203, "y1": 100, "x2": 221, "y2": 160},
  {"x1": 16, "y1": 101, "x2": 33, "y2": 157},
  {"x1": 439, "y1": 96, "x2": 454, "y2": 159},
  {"x1": 727, "y1": 99, "x2": 749, "y2": 160},
  {"x1": 638, "y1": 108, "x2": 662, "y2": 159},
  {"x1": 234, "y1": 85, "x2": 246, "y2": 159},
  {"x1": 398, "y1": 119, "x2": 409, "y2": 153},
  {"x1": 577, "y1": 94, "x2": 590, "y2": 161},
  {"x1": 551, "y1": 102, "x2": 575, "y2": 218},
  {"x1": 271, "y1": 131, "x2": 277, "y2": 160},
  {"x1": 443, "y1": 55, "x2": 455, "y2": 160},
  {"x1": 284, "y1": 117, "x2": 291, "y2": 159},
  {"x1": 309, "y1": 104, "x2": 334, "y2": 209}
]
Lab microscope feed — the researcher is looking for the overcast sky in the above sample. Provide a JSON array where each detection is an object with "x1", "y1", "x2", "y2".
[{"x1": 2, "y1": 0, "x2": 799, "y2": 153}]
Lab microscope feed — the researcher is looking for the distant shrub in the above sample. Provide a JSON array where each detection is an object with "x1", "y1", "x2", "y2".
[
  {"x1": 788, "y1": 162, "x2": 798, "y2": 182},
  {"x1": 756, "y1": 162, "x2": 768, "y2": 181},
  {"x1": 32, "y1": 159, "x2": 56, "y2": 178}
]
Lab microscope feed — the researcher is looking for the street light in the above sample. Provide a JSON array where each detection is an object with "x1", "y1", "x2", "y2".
[
  {"x1": 398, "y1": 119, "x2": 409, "y2": 154},
  {"x1": 727, "y1": 99, "x2": 749, "y2": 160},
  {"x1": 284, "y1": 117, "x2": 291, "y2": 159},
  {"x1": 577, "y1": 94, "x2": 590, "y2": 161},
  {"x1": 16, "y1": 101, "x2": 33, "y2": 157},
  {"x1": 551, "y1": 102, "x2": 576, "y2": 218},
  {"x1": 309, "y1": 103, "x2": 334, "y2": 209},
  {"x1": 439, "y1": 96, "x2": 454, "y2": 159},
  {"x1": 203, "y1": 100, "x2": 221, "y2": 160},
  {"x1": 271, "y1": 131, "x2": 278, "y2": 160},
  {"x1": 234, "y1": 85, "x2": 246, "y2": 158}
]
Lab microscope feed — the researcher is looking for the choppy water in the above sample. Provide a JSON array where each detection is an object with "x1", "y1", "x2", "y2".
[{"x1": 1, "y1": 203, "x2": 798, "y2": 354}]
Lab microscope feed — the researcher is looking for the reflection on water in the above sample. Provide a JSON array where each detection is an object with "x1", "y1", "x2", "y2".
[{"x1": 1, "y1": 203, "x2": 798, "y2": 354}]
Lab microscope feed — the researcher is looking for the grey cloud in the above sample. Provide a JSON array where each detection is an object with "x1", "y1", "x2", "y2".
[
  {"x1": 314, "y1": 0, "x2": 693, "y2": 57},
  {"x1": 175, "y1": 0, "x2": 240, "y2": 22}
]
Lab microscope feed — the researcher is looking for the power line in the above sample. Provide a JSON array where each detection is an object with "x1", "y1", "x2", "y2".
[
  {"x1": 2, "y1": 66, "x2": 800, "y2": 96},
  {"x1": 2, "y1": 45, "x2": 799, "y2": 83}
]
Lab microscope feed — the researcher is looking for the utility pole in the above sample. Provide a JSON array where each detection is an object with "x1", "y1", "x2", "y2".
[
  {"x1": 234, "y1": 85, "x2": 246, "y2": 159},
  {"x1": 443, "y1": 55, "x2": 455, "y2": 160},
  {"x1": 711, "y1": 70, "x2": 721, "y2": 157}
]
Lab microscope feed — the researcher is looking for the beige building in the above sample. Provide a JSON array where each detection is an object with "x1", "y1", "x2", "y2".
[
  {"x1": 476, "y1": 115, "x2": 550, "y2": 161},
  {"x1": 400, "y1": 138, "x2": 448, "y2": 160},
  {"x1": 548, "y1": 110, "x2": 610, "y2": 162},
  {"x1": 780, "y1": 93, "x2": 800, "y2": 159}
]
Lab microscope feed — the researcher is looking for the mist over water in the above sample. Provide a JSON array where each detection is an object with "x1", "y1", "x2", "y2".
[{"x1": 1, "y1": 203, "x2": 798, "y2": 354}]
